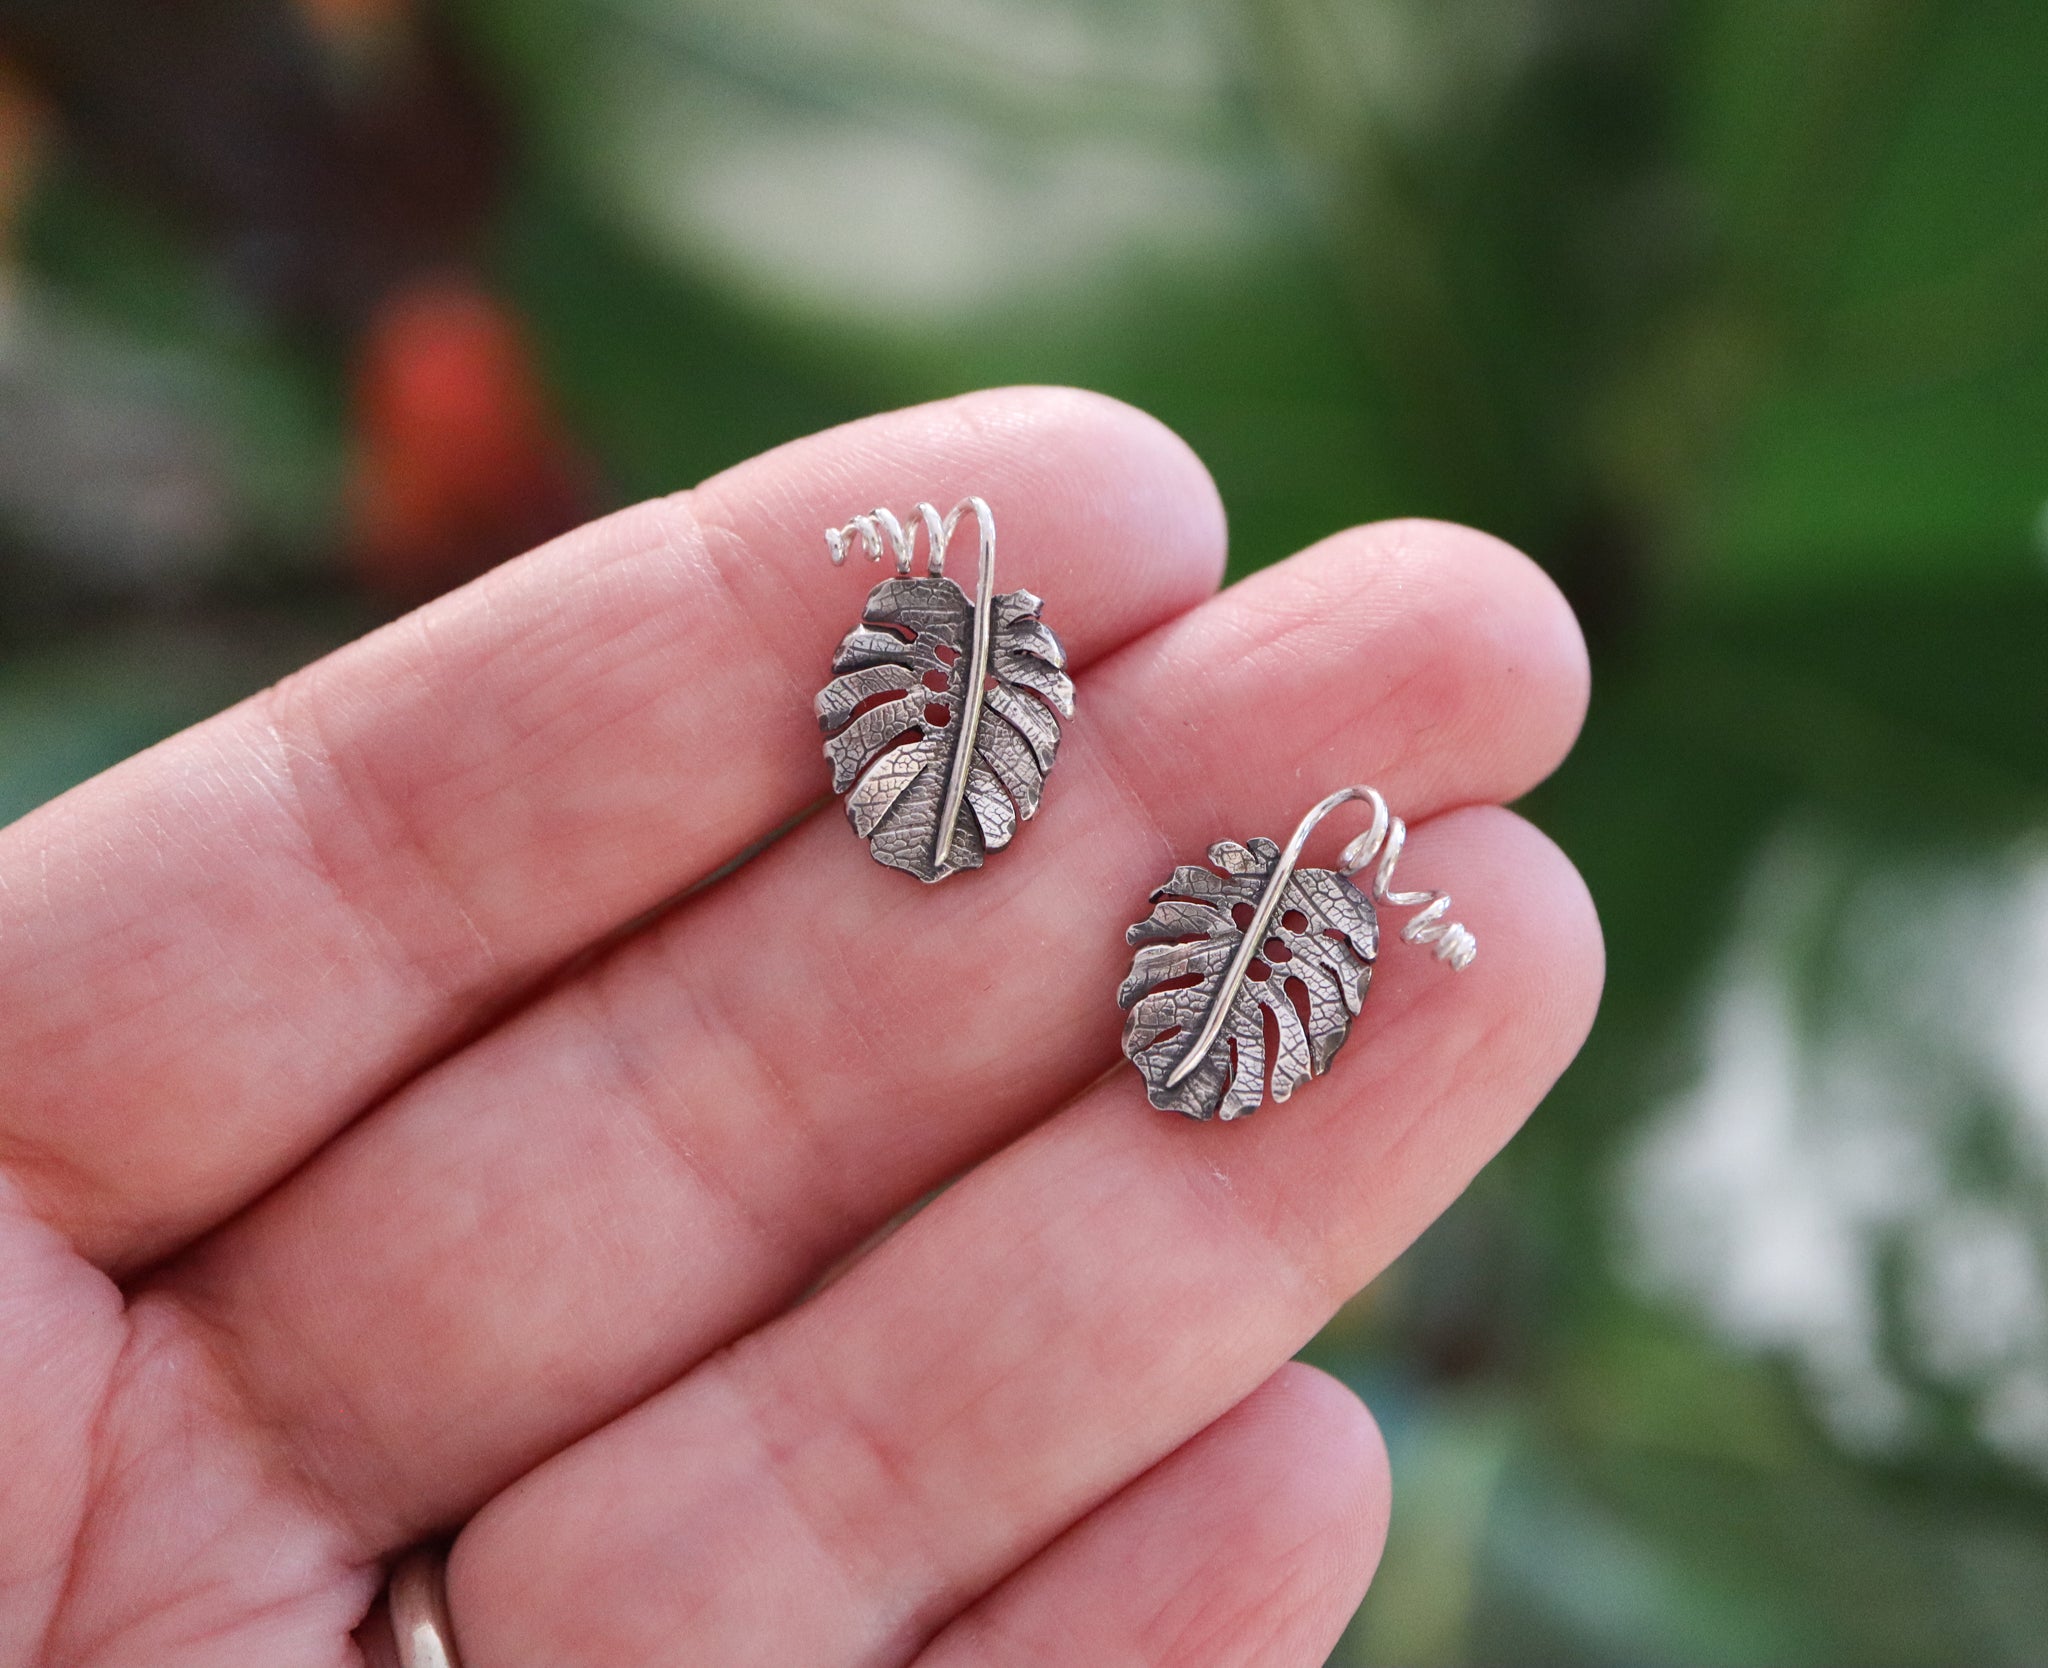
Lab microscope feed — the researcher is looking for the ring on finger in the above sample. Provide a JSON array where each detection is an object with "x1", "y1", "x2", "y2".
[{"x1": 388, "y1": 1545, "x2": 464, "y2": 1668}]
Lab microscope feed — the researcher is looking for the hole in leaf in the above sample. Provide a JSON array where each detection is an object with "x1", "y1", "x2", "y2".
[
  {"x1": 1282, "y1": 909, "x2": 1309, "y2": 933},
  {"x1": 1231, "y1": 902, "x2": 1255, "y2": 929},
  {"x1": 922, "y1": 669, "x2": 949, "y2": 692},
  {"x1": 1284, "y1": 975, "x2": 1312, "y2": 1036},
  {"x1": 1264, "y1": 937, "x2": 1292, "y2": 962},
  {"x1": 934, "y1": 643, "x2": 961, "y2": 665},
  {"x1": 846, "y1": 687, "x2": 912, "y2": 724},
  {"x1": 870, "y1": 728, "x2": 923, "y2": 759},
  {"x1": 924, "y1": 703, "x2": 951, "y2": 727},
  {"x1": 1247, "y1": 958, "x2": 1271, "y2": 982}
]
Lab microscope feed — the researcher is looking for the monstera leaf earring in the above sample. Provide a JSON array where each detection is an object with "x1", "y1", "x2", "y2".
[
  {"x1": 815, "y1": 498, "x2": 1073, "y2": 883},
  {"x1": 1119, "y1": 785, "x2": 1476, "y2": 1121}
]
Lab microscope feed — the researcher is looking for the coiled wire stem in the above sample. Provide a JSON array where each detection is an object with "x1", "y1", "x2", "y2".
[
  {"x1": 1334, "y1": 786, "x2": 1477, "y2": 970},
  {"x1": 825, "y1": 497, "x2": 988, "y2": 579}
]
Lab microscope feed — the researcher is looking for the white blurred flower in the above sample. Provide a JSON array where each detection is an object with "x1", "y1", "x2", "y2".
[{"x1": 1622, "y1": 828, "x2": 2048, "y2": 1477}]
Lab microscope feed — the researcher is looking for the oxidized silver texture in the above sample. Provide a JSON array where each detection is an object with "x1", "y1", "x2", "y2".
[
  {"x1": 1119, "y1": 786, "x2": 1475, "y2": 1121},
  {"x1": 816, "y1": 498, "x2": 1073, "y2": 883}
]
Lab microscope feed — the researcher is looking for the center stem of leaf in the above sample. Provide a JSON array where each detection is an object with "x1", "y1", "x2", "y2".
[
  {"x1": 1163, "y1": 786, "x2": 1374, "y2": 1090},
  {"x1": 931, "y1": 499, "x2": 996, "y2": 868}
]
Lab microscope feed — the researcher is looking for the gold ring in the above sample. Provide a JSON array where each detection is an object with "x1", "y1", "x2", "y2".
[{"x1": 388, "y1": 1545, "x2": 464, "y2": 1668}]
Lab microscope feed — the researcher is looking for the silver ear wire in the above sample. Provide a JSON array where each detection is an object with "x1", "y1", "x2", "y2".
[
  {"x1": 815, "y1": 497, "x2": 1069, "y2": 884},
  {"x1": 1119, "y1": 784, "x2": 1474, "y2": 1121}
]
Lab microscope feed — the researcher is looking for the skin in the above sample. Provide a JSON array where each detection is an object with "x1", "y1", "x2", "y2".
[{"x1": 0, "y1": 388, "x2": 1601, "y2": 1668}]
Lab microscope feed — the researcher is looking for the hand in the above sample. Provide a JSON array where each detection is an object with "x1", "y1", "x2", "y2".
[{"x1": 0, "y1": 390, "x2": 1600, "y2": 1667}]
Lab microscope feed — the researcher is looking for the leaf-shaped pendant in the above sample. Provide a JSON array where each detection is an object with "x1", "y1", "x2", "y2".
[
  {"x1": 1119, "y1": 786, "x2": 1476, "y2": 1121},
  {"x1": 816, "y1": 498, "x2": 1073, "y2": 883}
]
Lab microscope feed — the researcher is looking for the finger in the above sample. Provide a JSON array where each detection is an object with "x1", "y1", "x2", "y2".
[
  {"x1": 914, "y1": 1364, "x2": 1388, "y2": 1668},
  {"x1": 422, "y1": 808, "x2": 1605, "y2": 1668},
  {"x1": 156, "y1": 521, "x2": 1588, "y2": 1552},
  {"x1": 355, "y1": 1369, "x2": 1381, "y2": 1668},
  {"x1": 0, "y1": 387, "x2": 1225, "y2": 1270},
  {"x1": 0, "y1": 1176, "x2": 124, "y2": 1651}
]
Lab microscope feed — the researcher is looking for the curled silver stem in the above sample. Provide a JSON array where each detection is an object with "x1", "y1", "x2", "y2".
[
  {"x1": 825, "y1": 497, "x2": 985, "y2": 579},
  {"x1": 1335, "y1": 787, "x2": 1477, "y2": 970}
]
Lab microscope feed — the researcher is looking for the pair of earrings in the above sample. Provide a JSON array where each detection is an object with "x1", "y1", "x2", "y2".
[{"x1": 815, "y1": 497, "x2": 1474, "y2": 1123}]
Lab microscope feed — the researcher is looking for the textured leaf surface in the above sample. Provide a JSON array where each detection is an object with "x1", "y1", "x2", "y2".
[
  {"x1": 1119, "y1": 836, "x2": 1379, "y2": 1120},
  {"x1": 816, "y1": 576, "x2": 1072, "y2": 882}
]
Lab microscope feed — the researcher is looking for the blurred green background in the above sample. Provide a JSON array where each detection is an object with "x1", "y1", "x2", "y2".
[{"x1": 3, "y1": 1, "x2": 2046, "y2": 1661}]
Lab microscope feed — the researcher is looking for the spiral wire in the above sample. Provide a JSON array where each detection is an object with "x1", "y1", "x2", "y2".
[
  {"x1": 1335, "y1": 788, "x2": 1477, "y2": 970},
  {"x1": 825, "y1": 498, "x2": 986, "y2": 578}
]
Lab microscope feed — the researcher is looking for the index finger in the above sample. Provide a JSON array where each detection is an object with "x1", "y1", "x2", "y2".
[{"x1": 0, "y1": 388, "x2": 1225, "y2": 1270}]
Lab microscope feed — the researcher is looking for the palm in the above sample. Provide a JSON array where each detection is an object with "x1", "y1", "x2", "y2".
[{"x1": 0, "y1": 390, "x2": 1598, "y2": 1668}]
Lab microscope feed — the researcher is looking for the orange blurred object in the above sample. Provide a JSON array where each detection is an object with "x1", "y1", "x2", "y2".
[
  {"x1": 0, "y1": 58, "x2": 48, "y2": 256},
  {"x1": 294, "y1": 0, "x2": 413, "y2": 46},
  {"x1": 348, "y1": 277, "x2": 591, "y2": 597}
]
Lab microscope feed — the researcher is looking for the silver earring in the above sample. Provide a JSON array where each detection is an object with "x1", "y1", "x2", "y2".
[
  {"x1": 1118, "y1": 786, "x2": 1475, "y2": 1121},
  {"x1": 815, "y1": 498, "x2": 1073, "y2": 883}
]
